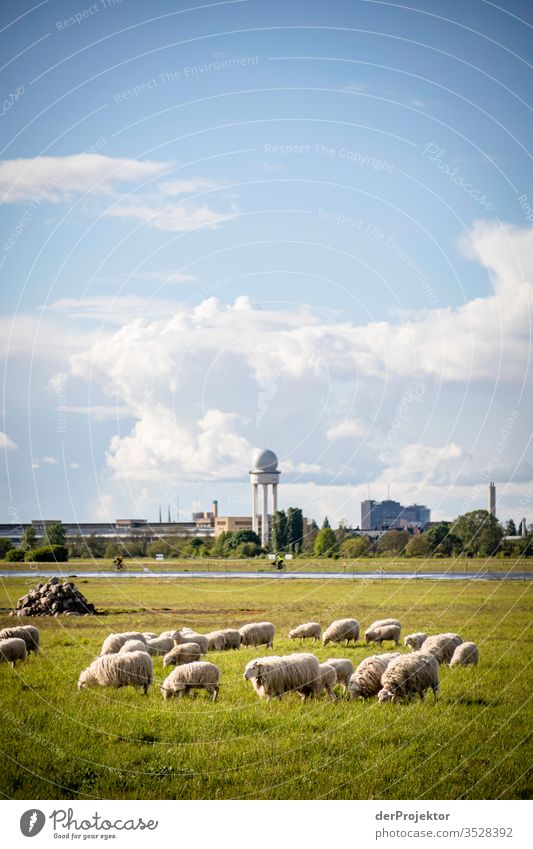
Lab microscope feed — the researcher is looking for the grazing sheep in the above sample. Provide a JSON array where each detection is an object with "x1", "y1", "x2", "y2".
[
  {"x1": 315, "y1": 662, "x2": 337, "y2": 700},
  {"x1": 142, "y1": 632, "x2": 158, "y2": 640},
  {"x1": 420, "y1": 633, "x2": 462, "y2": 664},
  {"x1": 378, "y1": 652, "x2": 439, "y2": 704},
  {"x1": 160, "y1": 661, "x2": 220, "y2": 701},
  {"x1": 78, "y1": 651, "x2": 153, "y2": 694},
  {"x1": 205, "y1": 630, "x2": 226, "y2": 651},
  {"x1": 450, "y1": 642, "x2": 479, "y2": 667},
  {"x1": 0, "y1": 625, "x2": 39, "y2": 654},
  {"x1": 239, "y1": 621, "x2": 275, "y2": 649},
  {"x1": 347, "y1": 653, "x2": 401, "y2": 699},
  {"x1": 322, "y1": 618, "x2": 360, "y2": 646},
  {"x1": 404, "y1": 632, "x2": 428, "y2": 651},
  {"x1": 0, "y1": 637, "x2": 27, "y2": 666},
  {"x1": 325, "y1": 658, "x2": 353, "y2": 691},
  {"x1": 367, "y1": 618, "x2": 401, "y2": 631},
  {"x1": 163, "y1": 642, "x2": 204, "y2": 667},
  {"x1": 170, "y1": 630, "x2": 209, "y2": 653},
  {"x1": 100, "y1": 632, "x2": 147, "y2": 655},
  {"x1": 146, "y1": 636, "x2": 176, "y2": 656},
  {"x1": 118, "y1": 639, "x2": 148, "y2": 654},
  {"x1": 364, "y1": 623, "x2": 401, "y2": 647},
  {"x1": 243, "y1": 653, "x2": 321, "y2": 701},
  {"x1": 219, "y1": 628, "x2": 241, "y2": 650},
  {"x1": 288, "y1": 622, "x2": 321, "y2": 642}
]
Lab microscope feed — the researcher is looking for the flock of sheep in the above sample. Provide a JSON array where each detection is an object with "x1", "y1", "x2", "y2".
[{"x1": 0, "y1": 617, "x2": 479, "y2": 705}]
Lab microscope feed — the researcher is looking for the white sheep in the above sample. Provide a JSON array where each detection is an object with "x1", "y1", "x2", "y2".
[
  {"x1": 315, "y1": 662, "x2": 337, "y2": 700},
  {"x1": 118, "y1": 639, "x2": 148, "y2": 654},
  {"x1": 325, "y1": 658, "x2": 353, "y2": 691},
  {"x1": 0, "y1": 625, "x2": 39, "y2": 653},
  {"x1": 205, "y1": 631, "x2": 226, "y2": 651},
  {"x1": 160, "y1": 661, "x2": 220, "y2": 701},
  {"x1": 243, "y1": 653, "x2": 320, "y2": 701},
  {"x1": 322, "y1": 618, "x2": 360, "y2": 646},
  {"x1": 163, "y1": 642, "x2": 204, "y2": 667},
  {"x1": 142, "y1": 632, "x2": 158, "y2": 640},
  {"x1": 170, "y1": 630, "x2": 209, "y2": 653},
  {"x1": 420, "y1": 633, "x2": 462, "y2": 664},
  {"x1": 219, "y1": 628, "x2": 241, "y2": 650},
  {"x1": 347, "y1": 653, "x2": 401, "y2": 699},
  {"x1": 100, "y1": 632, "x2": 147, "y2": 655},
  {"x1": 239, "y1": 621, "x2": 275, "y2": 648},
  {"x1": 450, "y1": 642, "x2": 479, "y2": 667},
  {"x1": 404, "y1": 632, "x2": 428, "y2": 651},
  {"x1": 378, "y1": 652, "x2": 439, "y2": 704},
  {"x1": 367, "y1": 618, "x2": 401, "y2": 630},
  {"x1": 364, "y1": 623, "x2": 401, "y2": 647},
  {"x1": 0, "y1": 637, "x2": 27, "y2": 666},
  {"x1": 288, "y1": 622, "x2": 321, "y2": 642},
  {"x1": 146, "y1": 636, "x2": 176, "y2": 656},
  {"x1": 78, "y1": 651, "x2": 153, "y2": 694}
]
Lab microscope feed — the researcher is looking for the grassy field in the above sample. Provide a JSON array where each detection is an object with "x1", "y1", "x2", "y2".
[
  {"x1": 1, "y1": 555, "x2": 531, "y2": 574},
  {"x1": 0, "y1": 575, "x2": 531, "y2": 800}
]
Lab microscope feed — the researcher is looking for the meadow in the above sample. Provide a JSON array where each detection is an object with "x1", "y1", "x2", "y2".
[
  {"x1": 0, "y1": 575, "x2": 531, "y2": 800},
  {"x1": 1, "y1": 555, "x2": 530, "y2": 574}
]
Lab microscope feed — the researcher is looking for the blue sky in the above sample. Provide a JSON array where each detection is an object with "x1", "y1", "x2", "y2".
[{"x1": 1, "y1": 0, "x2": 532, "y2": 527}]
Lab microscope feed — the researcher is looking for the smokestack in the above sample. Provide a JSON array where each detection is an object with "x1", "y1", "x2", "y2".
[
  {"x1": 489, "y1": 482, "x2": 496, "y2": 518},
  {"x1": 213, "y1": 500, "x2": 218, "y2": 518}
]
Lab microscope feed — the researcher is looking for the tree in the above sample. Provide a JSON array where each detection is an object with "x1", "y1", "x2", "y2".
[
  {"x1": 376, "y1": 530, "x2": 409, "y2": 556},
  {"x1": 314, "y1": 527, "x2": 338, "y2": 557},
  {"x1": 212, "y1": 529, "x2": 261, "y2": 557},
  {"x1": 286, "y1": 507, "x2": 304, "y2": 552},
  {"x1": 302, "y1": 519, "x2": 319, "y2": 553},
  {"x1": 426, "y1": 522, "x2": 462, "y2": 556},
  {"x1": 21, "y1": 526, "x2": 37, "y2": 551},
  {"x1": 271, "y1": 510, "x2": 288, "y2": 552},
  {"x1": 405, "y1": 533, "x2": 432, "y2": 557},
  {"x1": 451, "y1": 510, "x2": 504, "y2": 557},
  {"x1": 44, "y1": 522, "x2": 67, "y2": 547},
  {"x1": 340, "y1": 536, "x2": 372, "y2": 558},
  {"x1": 506, "y1": 519, "x2": 517, "y2": 536},
  {"x1": 0, "y1": 538, "x2": 13, "y2": 558},
  {"x1": 322, "y1": 516, "x2": 331, "y2": 529}
]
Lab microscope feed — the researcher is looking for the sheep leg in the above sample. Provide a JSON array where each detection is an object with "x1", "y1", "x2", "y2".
[
  {"x1": 433, "y1": 687, "x2": 439, "y2": 704},
  {"x1": 327, "y1": 686, "x2": 337, "y2": 702}
]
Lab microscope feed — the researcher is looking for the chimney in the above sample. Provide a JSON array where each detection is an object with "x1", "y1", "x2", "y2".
[
  {"x1": 213, "y1": 500, "x2": 218, "y2": 518},
  {"x1": 489, "y1": 482, "x2": 496, "y2": 518}
]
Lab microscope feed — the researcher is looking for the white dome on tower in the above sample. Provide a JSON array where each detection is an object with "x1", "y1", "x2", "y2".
[{"x1": 252, "y1": 448, "x2": 279, "y2": 473}]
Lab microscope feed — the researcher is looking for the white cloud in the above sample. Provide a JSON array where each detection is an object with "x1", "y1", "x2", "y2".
[
  {"x1": 0, "y1": 154, "x2": 169, "y2": 203},
  {"x1": 0, "y1": 431, "x2": 17, "y2": 450},
  {"x1": 42, "y1": 456, "x2": 58, "y2": 465},
  {"x1": 326, "y1": 418, "x2": 366, "y2": 440},
  {"x1": 106, "y1": 199, "x2": 236, "y2": 232},
  {"x1": 45, "y1": 295, "x2": 177, "y2": 324},
  {"x1": 57, "y1": 221, "x2": 533, "y2": 495},
  {"x1": 158, "y1": 177, "x2": 221, "y2": 195},
  {"x1": 64, "y1": 405, "x2": 133, "y2": 421},
  {"x1": 408, "y1": 99, "x2": 426, "y2": 108}
]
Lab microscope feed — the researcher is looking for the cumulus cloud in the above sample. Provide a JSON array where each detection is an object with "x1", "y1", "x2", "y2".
[
  {"x1": 0, "y1": 431, "x2": 17, "y2": 450},
  {"x1": 326, "y1": 418, "x2": 366, "y2": 440},
  {"x1": 62, "y1": 221, "x2": 532, "y2": 489}
]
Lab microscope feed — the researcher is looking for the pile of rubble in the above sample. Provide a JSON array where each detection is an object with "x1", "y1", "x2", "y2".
[{"x1": 11, "y1": 577, "x2": 96, "y2": 617}]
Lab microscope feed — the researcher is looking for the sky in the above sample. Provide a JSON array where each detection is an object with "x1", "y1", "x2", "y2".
[{"x1": 1, "y1": 0, "x2": 532, "y2": 528}]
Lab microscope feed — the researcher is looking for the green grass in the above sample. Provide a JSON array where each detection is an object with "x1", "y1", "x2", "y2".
[
  {"x1": 1, "y1": 555, "x2": 530, "y2": 573},
  {"x1": 0, "y1": 577, "x2": 531, "y2": 800}
]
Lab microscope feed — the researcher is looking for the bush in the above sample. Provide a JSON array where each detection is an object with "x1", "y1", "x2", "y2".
[
  {"x1": 5, "y1": 547, "x2": 24, "y2": 562},
  {"x1": 0, "y1": 538, "x2": 13, "y2": 558},
  {"x1": 26, "y1": 544, "x2": 68, "y2": 562}
]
